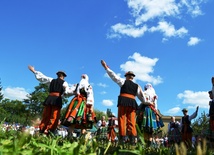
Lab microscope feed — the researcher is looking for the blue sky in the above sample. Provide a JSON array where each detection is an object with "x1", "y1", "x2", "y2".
[{"x1": 0, "y1": 0, "x2": 213, "y2": 119}]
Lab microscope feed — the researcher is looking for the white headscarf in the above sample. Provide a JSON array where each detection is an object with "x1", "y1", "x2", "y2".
[
  {"x1": 144, "y1": 83, "x2": 158, "y2": 109},
  {"x1": 77, "y1": 74, "x2": 89, "y2": 95}
]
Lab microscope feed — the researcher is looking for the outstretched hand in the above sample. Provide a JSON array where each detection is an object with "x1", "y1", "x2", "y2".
[
  {"x1": 28, "y1": 65, "x2": 36, "y2": 73},
  {"x1": 101, "y1": 60, "x2": 108, "y2": 69},
  {"x1": 212, "y1": 77, "x2": 214, "y2": 85},
  {"x1": 196, "y1": 106, "x2": 199, "y2": 112}
]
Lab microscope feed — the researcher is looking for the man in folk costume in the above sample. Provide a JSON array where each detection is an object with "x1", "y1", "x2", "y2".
[
  {"x1": 107, "y1": 113, "x2": 118, "y2": 144},
  {"x1": 62, "y1": 74, "x2": 96, "y2": 135},
  {"x1": 137, "y1": 83, "x2": 164, "y2": 142},
  {"x1": 208, "y1": 90, "x2": 214, "y2": 144},
  {"x1": 180, "y1": 106, "x2": 199, "y2": 148},
  {"x1": 101, "y1": 60, "x2": 145, "y2": 147},
  {"x1": 28, "y1": 65, "x2": 69, "y2": 134}
]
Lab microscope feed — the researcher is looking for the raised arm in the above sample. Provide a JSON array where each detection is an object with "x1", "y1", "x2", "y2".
[
  {"x1": 28, "y1": 65, "x2": 53, "y2": 84},
  {"x1": 101, "y1": 60, "x2": 125, "y2": 87}
]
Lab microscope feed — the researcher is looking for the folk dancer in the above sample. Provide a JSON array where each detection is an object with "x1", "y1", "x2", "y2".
[
  {"x1": 28, "y1": 65, "x2": 69, "y2": 134},
  {"x1": 62, "y1": 74, "x2": 96, "y2": 135},
  {"x1": 96, "y1": 115, "x2": 108, "y2": 141},
  {"x1": 180, "y1": 106, "x2": 199, "y2": 148},
  {"x1": 107, "y1": 113, "x2": 118, "y2": 145},
  {"x1": 168, "y1": 116, "x2": 181, "y2": 145},
  {"x1": 137, "y1": 83, "x2": 164, "y2": 143},
  {"x1": 101, "y1": 60, "x2": 145, "y2": 147}
]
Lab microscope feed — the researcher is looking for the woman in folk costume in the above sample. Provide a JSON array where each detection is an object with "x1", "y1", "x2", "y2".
[
  {"x1": 62, "y1": 74, "x2": 96, "y2": 134},
  {"x1": 96, "y1": 115, "x2": 108, "y2": 141},
  {"x1": 137, "y1": 83, "x2": 164, "y2": 141},
  {"x1": 168, "y1": 116, "x2": 181, "y2": 145}
]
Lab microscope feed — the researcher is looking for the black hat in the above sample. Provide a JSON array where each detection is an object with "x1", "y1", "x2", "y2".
[
  {"x1": 109, "y1": 112, "x2": 115, "y2": 117},
  {"x1": 182, "y1": 108, "x2": 188, "y2": 112},
  {"x1": 56, "y1": 71, "x2": 67, "y2": 77},
  {"x1": 124, "y1": 71, "x2": 135, "y2": 77},
  {"x1": 208, "y1": 90, "x2": 212, "y2": 94}
]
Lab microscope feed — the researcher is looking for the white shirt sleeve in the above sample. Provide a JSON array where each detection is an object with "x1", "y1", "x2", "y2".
[
  {"x1": 106, "y1": 68, "x2": 125, "y2": 87},
  {"x1": 189, "y1": 111, "x2": 198, "y2": 121},
  {"x1": 34, "y1": 71, "x2": 53, "y2": 84},
  {"x1": 86, "y1": 85, "x2": 94, "y2": 105},
  {"x1": 65, "y1": 84, "x2": 77, "y2": 96},
  {"x1": 136, "y1": 85, "x2": 146, "y2": 103},
  {"x1": 97, "y1": 120, "x2": 102, "y2": 127}
]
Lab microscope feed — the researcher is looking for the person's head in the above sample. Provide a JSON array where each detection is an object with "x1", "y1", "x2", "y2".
[
  {"x1": 208, "y1": 90, "x2": 213, "y2": 99},
  {"x1": 101, "y1": 115, "x2": 106, "y2": 121},
  {"x1": 81, "y1": 74, "x2": 89, "y2": 82},
  {"x1": 170, "y1": 116, "x2": 175, "y2": 122},
  {"x1": 182, "y1": 108, "x2": 188, "y2": 115},
  {"x1": 144, "y1": 83, "x2": 153, "y2": 91},
  {"x1": 56, "y1": 71, "x2": 67, "y2": 79},
  {"x1": 124, "y1": 71, "x2": 135, "y2": 80}
]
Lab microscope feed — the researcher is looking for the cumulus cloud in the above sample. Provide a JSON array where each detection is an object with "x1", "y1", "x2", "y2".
[
  {"x1": 177, "y1": 90, "x2": 209, "y2": 109},
  {"x1": 187, "y1": 37, "x2": 201, "y2": 46},
  {"x1": 165, "y1": 107, "x2": 181, "y2": 115},
  {"x1": 108, "y1": 0, "x2": 206, "y2": 40},
  {"x1": 149, "y1": 21, "x2": 188, "y2": 38},
  {"x1": 120, "y1": 52, "x2": 162, "y2": 85},
  {"x1": 102, "y1": 99, "x2": 114, "y2": 106},
  {"x1": 3, "y1": 87, "x2": 28, "y2": 101}
]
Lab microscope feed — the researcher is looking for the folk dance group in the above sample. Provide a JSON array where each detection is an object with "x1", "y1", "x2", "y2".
[{"x1": 28, "y1": 60, "x2": 206, "y2": 148}]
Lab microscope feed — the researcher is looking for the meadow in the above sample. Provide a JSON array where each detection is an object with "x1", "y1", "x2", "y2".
[{"x1": 0, "y1": 124, "x2": 214, "y2": 155}]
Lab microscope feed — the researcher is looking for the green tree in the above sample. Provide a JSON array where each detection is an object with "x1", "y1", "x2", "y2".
[
  {"x1": 0, "y1": 99, "x2": 29, "y2": 124},
  {"x1": 94, "y1": 109, "x2": 108, "y2": 121},
  {"x1": 24, "y1": 83, "x2": 69, "y2": 120},
  {"x1": 192, "y1": 111, "x2": 209, "y2": 136}
]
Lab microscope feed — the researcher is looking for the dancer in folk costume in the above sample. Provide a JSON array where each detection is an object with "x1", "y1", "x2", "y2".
[
  {"x1": 107, "y1": 113, "x2": 118, "y2": 144},
  {"x1": 137, "y1": 83, "x2": 164, "y2": 142},
  {"x1": 208, "y1": 90, "x2": 214, "y2": 144},
  {"x1": 96, "y1": 115, "x2": 108, "y2": 141},
  {"x1": 101, "y1": 60, "x2": 145, "y2": 147},
  {"x1": 62, "y1": 74, "x2": 96, "y2": 134},
  {"x1": 28, "y1": 65, "x2": 69, "y2": 134},
  {"x1": 180, "y1": 106, "x2": 199, "y2": 148},
  {"x1": 168, "y1": 116, "x2": 181, "y2": 145}
]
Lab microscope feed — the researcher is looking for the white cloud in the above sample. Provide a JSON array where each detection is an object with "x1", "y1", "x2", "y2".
[
  {"x1": 102, "y1": 99, "x2": 114, "y2": 106},
  {"x1": 108, "y1": 23, "x2": 148, "y2": 38},
  {"x1": 97, "y1": 83, "x2": 108, "y2": 88},
  {"x1": 120, "y1": 52, "x2": 162, "y2": 85},
  {"x1": 108, "y1": 0, "x2": 206, "y2": 40},
  {"x1": 3, "y1": 87, "x2": 28, "y2": 101},
  {"x1": 177, "y1": 90, "x2": 209, "y2": 109},
  {"x1": 165, "y1": 107, "x2": 181, "y2": 115},
  {"x1": 180, "y1": 0, "x2": 204, "y2": 17},
  {"x1": 150, "y1": 21, "x2": 188, "y2": 38},
  {"x1": 187, "y1": 37, "x2": 201, "y2": 46},
  {"x1": 127, "y1": 0, "x2": 179, "y2": 24}
]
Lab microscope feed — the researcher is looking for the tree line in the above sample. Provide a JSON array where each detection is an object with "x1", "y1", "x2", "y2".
[{"x1": 0, "y1": 80, "x2": 108, "y2": 126}]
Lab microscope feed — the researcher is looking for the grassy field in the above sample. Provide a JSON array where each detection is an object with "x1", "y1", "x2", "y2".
[{"x1": 0, "y1": 126, "x2": 214, "y2": 155}]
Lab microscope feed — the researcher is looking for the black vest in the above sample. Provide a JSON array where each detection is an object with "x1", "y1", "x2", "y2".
[
  {"x1": 118, "y1": 80, "x2": 138, "y2": 108},
  {"x1": 49, "y1": 78, "x2": 65, "y2": 95}
]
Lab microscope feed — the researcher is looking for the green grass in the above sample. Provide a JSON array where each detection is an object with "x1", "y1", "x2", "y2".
[{"x1": 0, "y1": 126, "x2": 214, "y2": 155}]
